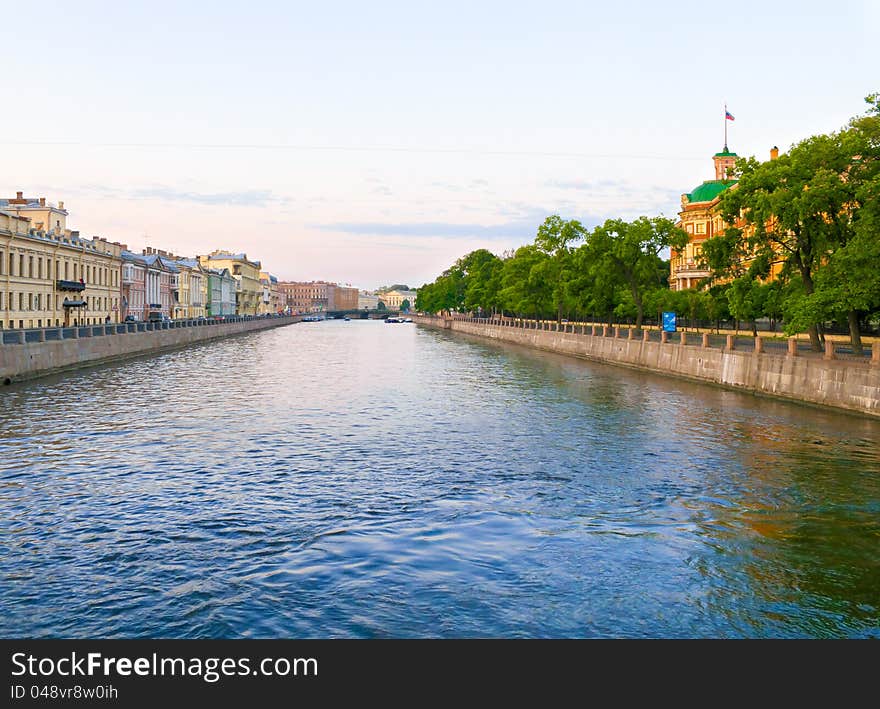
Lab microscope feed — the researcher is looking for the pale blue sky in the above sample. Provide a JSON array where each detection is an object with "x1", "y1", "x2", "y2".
[{"x1": 2, "y1": 0, "x2": 875, "y2": 288}]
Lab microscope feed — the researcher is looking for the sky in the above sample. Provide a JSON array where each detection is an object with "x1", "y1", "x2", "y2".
[{"x1": 2, "y1": 0, "x2": 876, "y2": 290}]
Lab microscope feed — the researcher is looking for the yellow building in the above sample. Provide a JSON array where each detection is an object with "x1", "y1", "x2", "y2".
[
  {"x1": 1, "y1": 194, "x2": 124, "y2": 328},
  {"x1": 259, "y1": 272, "x2": 283, "y2": 314},
  {"x1": 379, "y1": 289, "x2": 418, "y2": 309},
  {"x1": 171, "y1": 257, "x2": 207, "y2": 319},
  {"x1": 198, "y1": 251, "x2": 262, "y2": 315},
  {"x1": 670, "y1": 146, "x2": 784, "y2": 291},
  {"x1": 670, "y1": 148, "x2": 738, "y2": 291}
]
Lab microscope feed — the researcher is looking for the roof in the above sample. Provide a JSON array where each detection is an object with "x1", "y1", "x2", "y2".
[
  {"x1": 0, "y1": 198, "x2": 67, "y2": 212},
  {"x1": 0, "y1": 209, "x2": 29, "y2": 220},
  {"x1": 203, "y1": 251, "x2": 260, "y2": 267},
  {"x1": 207, "y1": 267, "x2": 234, "y2": 279},
  {"x1": 174, "y1": 257, "x2": 200, "y2": 269},
  {"x1": 142, "y1": 253, "x2": 180, "y2": 271},
  {"x1": 121, "y1": 250, "x2": 148, "y2": 265},
  {"x1": 686, "y1": 179, "x2": 737, "y2": 204},
  {"x1": 713, "y1": 147, "x2": 738, "y2": 158}
]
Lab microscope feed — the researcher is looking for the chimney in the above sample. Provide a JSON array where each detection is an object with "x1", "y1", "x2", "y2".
[
  {"x1": 58, "y1": 201, "x2": 65, "y2": 210},
  {"x1": 770, "y1": 146, "x2": 779, "y2": 160},
  {"x1": 39, "y1": 197, "x2": 46, "y2": 206},
  {"x1": 16, "y1": 191, "x2": 23, "y2": 199}
]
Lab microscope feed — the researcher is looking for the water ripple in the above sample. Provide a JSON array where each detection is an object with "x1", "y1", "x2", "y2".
[{"x1": 1, "y1": 321, "x2": 879, "y2": 638}]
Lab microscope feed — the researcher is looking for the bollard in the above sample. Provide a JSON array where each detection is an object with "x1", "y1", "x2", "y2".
[
  {"x1": 38, "y1": 329, "x2": 46, "y2": 342},
  {"x1": 602, "y1": 326, "x2": 609, "y2": 337},
  {"x1": 71, "y1": 327, "x2": 80, "y2": 339},
  {"x1": 680, "y1": 331, "x2": 687, "y2": 346},
  {"x1": 661, "y1": 331, "x2": 668, "y2": 344},
  {"x1": 643, "y1": 329, "x2": 650, "y2": 342},
  {"x1": 873, "y1": 341, "x2": 880, "y2": 366},
  {"x1": 614, "y1": 327, "x2": 621, "y2": 338},
  {"x1": 628, "y1": 328, "x2": 633, "y2": 340},
  {"x1": 754, "y1": 336, "x2": 763, "y2": 354},
  {"x1": 825, "y1": 339, "x2": 835, "y2": 360},
  {"x1": 726, "y1": 335, "x2": 734, "y2": 350},
  {"x1": 702, "y1": 333, "x2": 710, "y2": 348},
  {"x1": 788, "y1": 337, "x2": 798, "y2": 357},
  {"x1": 591, "y1": 325, "x2": 597, "y2": 337}
]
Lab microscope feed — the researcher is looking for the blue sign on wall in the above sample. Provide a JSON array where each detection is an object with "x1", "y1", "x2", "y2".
[{"x1": 662, "y1": 311, "x2": 677, "y2": 333}]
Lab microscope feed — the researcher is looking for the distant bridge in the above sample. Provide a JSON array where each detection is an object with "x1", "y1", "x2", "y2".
[{"x1": 324, "y1": 309, "x2": 401, "y2": 320}]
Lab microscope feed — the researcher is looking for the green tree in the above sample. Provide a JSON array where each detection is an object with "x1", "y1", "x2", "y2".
[
  {"x1": 726, "y1": 277, "x2": 768, "y2": 336},
  {"x1": 400, "y1": 299, "x2": 410, "y2": 312},
  {"x1": 460, "y1": 249, "x2": 504, "y2": 314},
  {"x1": 534, "y1": 215, "x2": 587, "y2": 322},
  {"x1": 499, "y1": 245, "x2": 553, "y2": 317},
  {"x1": 586, "y1": 216, "x2": 687, "y2": 329},
  {"x1": 716, "y1": 97, "x2": 879, "y2": 351}
]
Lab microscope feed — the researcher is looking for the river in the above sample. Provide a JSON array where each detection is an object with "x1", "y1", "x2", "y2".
[{"x1": 2, "y1": 319, "x2": 879, "y2": 637}]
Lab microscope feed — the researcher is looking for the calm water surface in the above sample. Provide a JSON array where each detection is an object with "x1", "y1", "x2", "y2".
[{"x1": 2, "y1": 320, "x2": 879, "y2": 638}]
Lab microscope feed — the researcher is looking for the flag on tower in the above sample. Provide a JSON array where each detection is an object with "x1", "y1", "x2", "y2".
[{"x1": 725, "y1": 109, "x2": 735, "y2": 121}]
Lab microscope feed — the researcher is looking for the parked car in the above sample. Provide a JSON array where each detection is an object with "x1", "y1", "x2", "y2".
[{"x1": 123, "y1": 315, "x2": 137, "y2": 322}]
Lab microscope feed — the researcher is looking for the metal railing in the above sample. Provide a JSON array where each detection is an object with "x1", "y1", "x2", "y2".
[
  {"x1": 0, "y1": 313, "x2": 295, "y2": 347},
  {"x1": 419, "y1": 314, "x2": 880, "y2": 367}
]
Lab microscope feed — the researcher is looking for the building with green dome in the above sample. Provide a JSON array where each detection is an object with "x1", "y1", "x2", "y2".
[{"x1": 669, "y1": 146, "x2": 739, "y2": 291}]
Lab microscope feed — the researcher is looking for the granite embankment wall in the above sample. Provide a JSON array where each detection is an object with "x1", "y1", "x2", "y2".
[
  {"x1": 1, "y1": 315, "x2": 299, "y2": 384},
  {"x1": 413, "y1": 315, "x2": 880, "y2": 419}
]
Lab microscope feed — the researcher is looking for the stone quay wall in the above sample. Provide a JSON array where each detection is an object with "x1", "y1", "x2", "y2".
[
  {"x1": 1, "y1": 315, "x2": 300, "y2": 385},
  {"x1": 413, "y1": 314, "x2": 880, "y2": 419}
]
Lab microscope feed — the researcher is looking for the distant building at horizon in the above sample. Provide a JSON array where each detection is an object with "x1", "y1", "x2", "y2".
[
  {"x1": 379, "y1": 289, "x2": 417, "y2": 310},
  {"x1": 277, "y1": 280, "x2": 358, "y2": 313},
  {"x1": 358, "y1": 290, "x2": 380, "y2": 310}
]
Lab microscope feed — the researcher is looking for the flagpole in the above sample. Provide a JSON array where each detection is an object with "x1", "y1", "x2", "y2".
[{"x1": 724, "y1": 102, "x2": 728, "y2": 150}]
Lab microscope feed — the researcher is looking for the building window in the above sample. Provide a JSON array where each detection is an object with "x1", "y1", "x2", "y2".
[
  {"x1": 695, "y1": 223, "x2": 705, "y2": 234},
  {"x1": 20, "y1": 255, "x2": 25, "y2": 276}
]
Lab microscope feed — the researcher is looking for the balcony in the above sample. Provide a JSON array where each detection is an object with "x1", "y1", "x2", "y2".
[
  {"x1": 57, "y1": 279, "x2": 85, "y2": 292},
  {"x1": 62, "y1": 299, "x2": 86, "y2": 308},
  {"x1": 673, "y1": 260, "x2": 710, "y2": 277}
]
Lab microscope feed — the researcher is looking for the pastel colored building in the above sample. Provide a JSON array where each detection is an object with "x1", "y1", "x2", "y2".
[
  {"x1": 0, "y1": 193, "x2": 124, "y2": 328},
  {"x1": 198, "y1": 251, "x2": 262, "y2": 315},
  {"x1": 670, "y1": 145, "x2": 787, "y2": 291},
  {"x1": 141, "y1": 249, "x2": 178, "y2": 318},
  {"x1": 379, "y1": 289, "x2": 418, "y2": 310},
  {"x1": 171, "y1": 257, "x2": 207, "y2": 319},
  {"x1": 206, "y1": 268, "x2": 236, "y2": 316},
  {"x1": 121, "y1": 250, "x2": 148, "y2": 320},
  {"x1": 358, "y1": 291, "x2": 380, "y2": 310}
]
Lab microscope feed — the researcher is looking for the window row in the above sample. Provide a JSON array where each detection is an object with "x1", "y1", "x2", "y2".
[
  {"x1": 0, "y1": 292, "x2": 119, "y2": 312},
  {"x1": 0, "y1": 251, "x2": 119, "y2": 286}
]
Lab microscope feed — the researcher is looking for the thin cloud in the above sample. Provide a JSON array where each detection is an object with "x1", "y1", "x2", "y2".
[
  {"x1": 312, "y1": 219, "x2": 540, "y2": 240},
  {"x1": 129, "y1": 187, "x2": 288, "y2": 207},
  {"x1": 57, "y1": 183, "x2": 292, "y2": 207}
]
